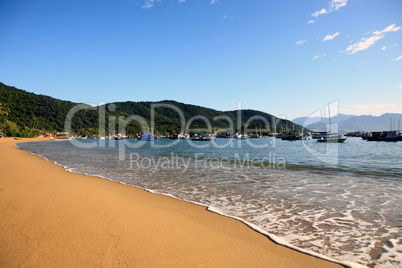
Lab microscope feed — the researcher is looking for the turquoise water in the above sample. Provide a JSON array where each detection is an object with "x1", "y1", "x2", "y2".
[{"x1": 19, "y1": 137, "x2": 402, "y2": 267}]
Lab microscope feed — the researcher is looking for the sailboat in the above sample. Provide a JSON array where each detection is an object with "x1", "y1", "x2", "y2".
[
  {"x1": 317, "y1": 105, "x2": 347, "y2": 143},
  {"x1": 250, "y1": 127, "x2": 263, "y2": 138}
]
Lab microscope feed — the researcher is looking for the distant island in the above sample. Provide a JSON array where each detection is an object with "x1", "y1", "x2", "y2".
[{"x1": 0, "y1": 82, "x2": 305, "y2": 138}]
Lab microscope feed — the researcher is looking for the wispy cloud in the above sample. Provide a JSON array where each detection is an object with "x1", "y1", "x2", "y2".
[
  {"x1": 391, "y1": 55, "x2": 402, "y2": 61},
  {"x1": 142, "y1": 0, "x2": 186, "y2": 8},
  {"x1": 313, "y1": 54, "x2": 326, "y2": 60},
  {"x1": 312, "y1": 8, "x2": 327, "y2": 17},
  {"x1": 312, "y1": 0, "x2": 348, "y2": 18},
  {"x1": 307, "y1": 20, "x2": 317, "y2": 24},
  {"x1": 382, "y1": 46, "x2": 387, "y2": 50},
  {"x1": 373, "y1": 24, "x2": 401, "y2": 35},
  {"x1": 343, "y1": 24, "x2": 401, "y2": 54},
  {"x1": 323, "y1": 32, "x2": 339, "y2": 41},
  {"x1": 223, "y1": 15, "x2": 238, "y2": 20},
  {"x1": 329, "y1": 0, "x2": 348, "y2": 10},
  {"x1": 210, "y1": 0, "x2": 217, "y2": 4},
  {"x1": 340, "y1": 103, "x2": 402, "y2": 115},
  {"x1": 142, "y1": 0, "x2": 154, "y2": 9},
  {"x1": 344, "y1": 35, "x2": 383, "y2": 54},
  {"x1": 296, "y1": 40, "x2": 307, "y2": 46},
  {"x1": 142, "y1": 0, "x2": 161, "y2": 9}
]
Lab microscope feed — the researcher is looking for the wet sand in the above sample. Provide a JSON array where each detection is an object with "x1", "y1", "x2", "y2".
[{"x1": 0, "y1": 137, "x2": 342, "y2": 267}]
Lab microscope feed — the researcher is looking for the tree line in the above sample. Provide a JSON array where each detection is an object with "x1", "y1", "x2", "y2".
[{"x1": 0, "y1": 82, "x2": 305, "y2": 138}]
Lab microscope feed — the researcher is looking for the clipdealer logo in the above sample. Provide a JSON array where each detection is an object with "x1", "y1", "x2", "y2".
[{"x1": 64, "y1": 101, "x2": 281, "y2": 160}]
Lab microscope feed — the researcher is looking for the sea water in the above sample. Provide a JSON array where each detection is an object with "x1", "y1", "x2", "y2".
[{"x1": 18, "y1": 137, "x2": 402, "y2": 267}]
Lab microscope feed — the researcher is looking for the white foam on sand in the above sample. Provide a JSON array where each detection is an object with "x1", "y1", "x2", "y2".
[{"x1": 206, "y1": 206, "x2": 366, "y2": 268}]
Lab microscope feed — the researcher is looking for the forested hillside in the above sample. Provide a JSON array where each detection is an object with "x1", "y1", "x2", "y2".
[{"x1": 0, "y1": 82, "x2": 304, "y2": 137}]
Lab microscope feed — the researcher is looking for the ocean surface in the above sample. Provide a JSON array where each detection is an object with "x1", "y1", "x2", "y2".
[{"x1": 18, "y1": 137, "x2": 402, "y2": 267}]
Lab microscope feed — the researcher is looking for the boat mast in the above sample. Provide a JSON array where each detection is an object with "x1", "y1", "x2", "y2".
[{"x1": 328, "y1": 104, "x2": 332, "y2": 133}]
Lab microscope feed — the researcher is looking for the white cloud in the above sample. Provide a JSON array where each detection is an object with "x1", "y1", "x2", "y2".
[
  {"x1": 343, "y1": 24, "x2": 401, "y2": 54},
  {"x1": 340, "y1": 103, "x2": 402, "y2": 116},
  {"x1": 391, "y1": 55, "x2": 402, "y2": 61},
  {"x1": 382, "y1": 46, "x2": 387, "y2": 50},
  {"x1": 311, "y1": 0, "x2": 348, "y2": 18},
  {"x1": 345, "y1": 35, "x2": 383, "y2": 54},
  {"x1": 178, "y1": 0, "x2": 186, "y2": 2},
  {"x1": 399, "y1": 83, "x2": 402, "y2": 87},
  {"x1": 313, "y1": 54, "x2": 326, "y2": 60},
  {"x1": 210, "y1": 0, "x2": 217, "y2": 4},
  {"x1": 330, "y1": 0, "x2": 348, "y2": 10},
  {"x1": 142, "y1": 0, "x2": 154, "y2": 9},
  {"x1": 307, "y1": 20, "x2": 316, "y2": 24},
  {"x1": 142, "y1": 0, "x2": 161, "y2": 9},
  {"x1": 323, "y1": 32, "x2": 339, "y2": 41},
  {"x1": 296, "y1": 40, "x2": 307, "y2": 45},
  {"x1": 223, "y1": 15, "x2": 237, "y2": 20},
  {"x1": 312, "y1": 8, "x2": 327, "y2": 17},
  {"x1": 373, "y1": 24, "x2": 400, "y2": 35}
]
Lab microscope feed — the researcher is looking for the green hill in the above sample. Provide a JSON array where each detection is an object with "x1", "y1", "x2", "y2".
[
  {"x1": 0, "y1": 82, "x2": 99, "y2": 137},
  {"x1": 0, "y1": 82, "x2": 304, "y2": 137}
]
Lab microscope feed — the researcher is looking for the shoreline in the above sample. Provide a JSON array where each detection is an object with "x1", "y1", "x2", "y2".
[{"x1": 1, "y1": 138, "x2": 344, "y2": 267}]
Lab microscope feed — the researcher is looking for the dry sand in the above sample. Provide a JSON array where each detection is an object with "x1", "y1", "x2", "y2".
[{"x1": 0, "y1": 137, "x2": 343, "y2": 267}]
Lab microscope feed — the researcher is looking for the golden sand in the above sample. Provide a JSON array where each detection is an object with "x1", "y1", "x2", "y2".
[{"x1": 0, "y1": 138, "x2": 342, "y2": 267}]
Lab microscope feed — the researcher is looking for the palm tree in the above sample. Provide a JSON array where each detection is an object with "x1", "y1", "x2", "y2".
[{"x1": 32, "y1": 117, "x2": 38, "y2": 130}]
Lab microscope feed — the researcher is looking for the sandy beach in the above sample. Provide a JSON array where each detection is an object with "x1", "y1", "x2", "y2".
[{"x1": 0, "y1": 138, "x2": 342, "y2": 267}]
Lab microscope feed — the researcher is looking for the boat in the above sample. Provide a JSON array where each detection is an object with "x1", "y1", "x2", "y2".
[
  {"x1": 316, "y1": 133, "x2": 347, "y2": 143},
  {"x1": 216, "y1": 133, "x2": 235, "y2": 138},
  {"x1": 235, "y1": 133, "x2": 249, "y2": 139},
  {"x1": 190, "y1": 134, "x2": 213, "y2": 141},
  {"x1": 249, "y1": 133, "x2": 263, "y2": 138},
  {"x1": 112, "y1": 134, "x2": 127, "y2": 140},
  {"x1": 315, "y1": 104, "x2": 347, "y2": 143},
  {"x1": 139, "y1": 134, "x2": 154, "y2": 141},
  {"x1": 312, "y1": 131, "x2": 330, "y2": 139},
  {"x1": 268, "y1": 133, "x2": 279, "y2": 137},
  {"x1": 280, "y1": 131, "x2": 305, "y2": 141},
  {"x1": 169, "y1": 134, "x2": 185, "y2": 140},
  {"x1": 345, "y1": 131, "x2": 365, "y2": 137},
  {"x1": 361, "y1": 133, "x2": 370, "y2": 140},
  {"x1": 364, "y1": 119, "x2": 402, "y2": 141},
  {"x1": 275, "y1": 132, "x2": 286, "y2": 139},
  {"x1": 249, "y1": 128, "x2": 263, "y2": 138},
  {"x1": 366, "y1": 131, "x2": 402, "y2": 142}
]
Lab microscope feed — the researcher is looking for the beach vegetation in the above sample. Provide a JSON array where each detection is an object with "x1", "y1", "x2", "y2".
[{"x1": 0, "y1": 82, "x2": 307, "y2": 137}]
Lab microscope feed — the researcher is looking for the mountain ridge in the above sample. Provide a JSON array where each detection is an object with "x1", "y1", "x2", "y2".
[
  {"x1": 0, "y1": 82, "x2": 305, "y2": 137},
  {"x1": 293, "y1": 113, "x2": 402, "y2": 134}
]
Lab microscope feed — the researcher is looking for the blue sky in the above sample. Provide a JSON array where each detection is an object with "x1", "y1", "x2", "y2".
[{"x1": 1, "y1": 0, "x2": 401, "y2": 119}]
